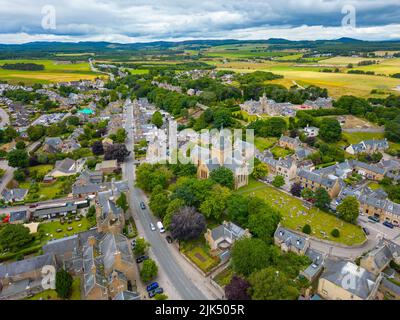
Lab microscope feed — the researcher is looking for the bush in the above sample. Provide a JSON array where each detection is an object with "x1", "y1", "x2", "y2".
[
  {"x1": 302, "y1": 224, "x2": 312, "y2": 235},
  {"x1": 331, "y1": 229, "x2": 340, "y2": 238},
  {"x1": 272, "y1": 175, "x2": 285, "y2": 188},
  {"x1": 56, "y1": 269, "x2": 73, "y2": 299}
]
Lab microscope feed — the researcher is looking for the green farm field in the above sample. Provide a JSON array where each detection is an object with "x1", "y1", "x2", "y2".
[{"x1": 0, "y1": 59, "x2": 102, "y2": 84}]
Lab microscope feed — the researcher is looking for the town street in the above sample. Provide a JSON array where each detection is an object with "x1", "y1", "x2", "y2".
[
  {"x1": 122, "y1": 99, "x2": 212, "y2": 300},
  {"x1": 0, "y1": 107, "x2": 10, "y2": 128}
]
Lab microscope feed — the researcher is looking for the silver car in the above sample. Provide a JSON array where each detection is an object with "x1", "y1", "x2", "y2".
[{"x1": 150, "y1": 223, "x2": 156, "y2": 231}]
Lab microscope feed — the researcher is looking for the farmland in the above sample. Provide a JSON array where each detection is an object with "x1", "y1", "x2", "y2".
[{"x1": 0, "y1": 59, "x2": 101, "y2": 84}]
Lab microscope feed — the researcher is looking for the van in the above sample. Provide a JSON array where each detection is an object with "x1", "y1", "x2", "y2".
[{"x1": 157, "y1": 221, "x2": 165, "y2": 233}]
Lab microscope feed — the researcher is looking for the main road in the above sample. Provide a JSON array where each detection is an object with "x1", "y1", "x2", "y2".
[{"x1": 122, "y1": 99, "x2": 209, "y2": 300}]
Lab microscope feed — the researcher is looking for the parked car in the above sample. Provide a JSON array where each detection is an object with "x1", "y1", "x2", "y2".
[
  {"x1": 140, "y1": 202, "x2": 146, "y2": 210},
  {"x1": 368, "y1": 216, "x2": 380, "y2": 223},
  {"x1": 146, "y1": 282, "x2": 159, "y2": 292},
  {"x1": 362, "y1": 227, "x2": 370, "y2": 235},
  {"x1": 383, "y1": 221, "x2": 394, "y2": 229},
  {"x1": 157, "y1": 221, "x2": 165, "y2": 233},
  {"x1": 166, "y1": 236, "x2": 173, "y2": 244},
  {"x1": 149, "y1": 287, "x2": 164, "y2": 298},
  {"x1": 136, "y1": 255, "x2": 149, "y2": 263},
  {"x1": 150, "y1": 223, "x2": 156, "y2": 231}
]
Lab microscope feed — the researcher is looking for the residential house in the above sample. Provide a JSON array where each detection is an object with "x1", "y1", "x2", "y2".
[
  {"x1": 296, "y1": 169, "x2": 342, "y2": 198},
  {"x1": 263, "y1": 156, "x2": 298, "y2": 182},
  {"x1": 0, "y1": 254, "x2": 56, "y2": 300},
  {"x1": 113, "y1": 290, "x2": 141, "y2": 300},
  {"x1": 1, "y1": 188, "x2": 28, "y2": 203},
  {"x1": 43, "y1": 137, "x2": 62, "y2": 154},
  {"x1": 95, "y1": 160, "x2": 119, "y2": 175},
  {"x1": 60, "y1": 139, "x2": 81, "y2": 153},
  {"x1": 303, "y1": 125, "x2": 320, "y2": 138},
  {"x1": 274, "y1": 225, "x2": 310, "y2": 255},
  {"x1": 358, "y1": 193, "x2": 400, "y2": 226},
  {"x1": 205, "y1": 221, "x2": 251, "y2": 258},
  {"x1": 50, "y1": 158, "x2": 85, "y2": 178},
  {"x1": 317, "y1": 260, "x2": 382, "y2": 300},
  {"x1": 278, "y1": 135, "x2": 301, "y2": 150},
  {"x1": 346, "y1": 139, "x2": 389, "y2": 155},
  {"x1": 300, "y1": 248, "x2": 325, "y2": 282},
  {"x1": 360, "y1": 245, "x2": 393, "y2": 276}
]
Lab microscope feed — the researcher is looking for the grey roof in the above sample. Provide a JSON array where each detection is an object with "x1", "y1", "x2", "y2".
[
  {"x1": 352, "y1": 160, "x2": 385, "y2": 175},
  {"x1": 381, "y1": 277, "x2": 400, "y2": 296},
  {"x1": 349, "y1": 139, "x2": 389, "y2": 154},
  {"x1": 54, "y1": 158, "x2": 76, "y2": 174},
  {"x1": 9, "y1": 210, "x2": 27, "y2": 222},
  {"x1": 42, "y1": 235, "x2": 80, "y2": 257},
  {"x1": 0, "y1": 254, "x2": 56, "y2": 278},
  {"x1": 99, "y1": 233, "x2": 134, "y2": 271},
  {"x1": 358, "y1": 194, "x2": 400, "y2": 217},
  {"x1": 98, "y1": 190, "x2": 123, "y2": 219},
  {"x1": 33, "y1": 202, "x2": 77, "y2": 218},
  {"x1": 44, "y1": 137, "x2": 62, "y2": 150},
  {"x1": 366, "y1": 245, "x2": 393, "y2": 270},
  {"x1": 297, "y1": 169, "x2": 337, "y2": 188},
  {"x1": 113, "y1": 290, "x2": 141, "y2": 300},
  {"x1": 321, "y1": 260, "x2": 378, "y2": 299},
  {"x1": 72, "y1": 183, "x2": 101, "y2": 195},
  {"x1": 274, "y1": 226, "x2": 308, "y2": 251},
  {"x1": 295, "y1": 147, "x2": 312, "y2": 160},
  {"x1": 210, "y1": 222, "x2": 247, "y2": 242},
  {"x1": 1, "y1": 188, "x2": 28, "y2": 202},
  {"x1": 280, "y1": 135, "x2": 301, "y2": 146}
]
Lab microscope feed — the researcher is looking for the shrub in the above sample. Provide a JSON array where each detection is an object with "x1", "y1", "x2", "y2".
[
  {"x1": 302, "y1": 224, "x2": 311, "y2": 235},
  {"x1": 331, "y1": 229, "x2": 340, "y2": 238}
]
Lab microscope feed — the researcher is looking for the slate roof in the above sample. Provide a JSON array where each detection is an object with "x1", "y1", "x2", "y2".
[
  {"x1": 349, "y1": 139, "x2": 389, "y2": 154},
  {"x1": 381, "y1": 277, "x2": 400, "y2": 296},
  {"x1": 358, "y1": 194, "x2": 400, "y2": 217},
  {"x1": 295, "y1": 147, "x2": 312, "y2": 160},
  {"x1": 113, "y1": 290, "x2": 141, "y2": 300},
  {"x1": 1, "y1": 188, "x2": 28, "y2": 202},
  {"x1": 98, "y1": 190, "x2": 123, "y2": 220},
  {"x1": 44, "y1": 137, "x2": 62, "y2": 152},
  {"x1": 9, "y1": 210, "x2": 27, "y2": 222},
  {"x1": 274, "y1": 226, "x2": 308, "y2": 251},
  {"x1": 99, "y1": 233, "x2": 134, "y2": 271},
  {"x1": 297, "y1": 169, "x2": 337, "y2": 188},
  {"x1": 210, "y1": 222, "x2": 247, "y2": 242},
  {"x1": 321, "y1": 260, "x2": 378, "y2": 299},
  {"x1": 0, "y1": 254, "x2": 56, "y2": 278},
  {"x1": 54, "y1": 158, "x2": 76, "y2": 174}
]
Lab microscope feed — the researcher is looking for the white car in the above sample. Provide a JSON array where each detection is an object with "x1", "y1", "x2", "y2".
[
  {"x1": 150, "y1": 223, "x2": 156, "y2": 231},
  {"x1": 157, "y1": 221, "x2": 165, "y2": 233}
]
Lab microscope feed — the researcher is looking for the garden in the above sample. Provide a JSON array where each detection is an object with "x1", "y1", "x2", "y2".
[{"x1": 180, "y1": 239, "x2": 221, "y2": 274}]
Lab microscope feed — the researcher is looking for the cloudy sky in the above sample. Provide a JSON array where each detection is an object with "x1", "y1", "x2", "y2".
[{"x1": 0, "y1": 0, "x2": 399, "y2": 43}]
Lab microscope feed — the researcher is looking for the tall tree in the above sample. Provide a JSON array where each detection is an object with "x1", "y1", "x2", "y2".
[
  {"x1": 149, "y1": 185, "x2": 170, "y2": 218},
  {"x1": 55, "y1": 269, "x2": 73, "y2": 299},
  {"x1": 337, "y1": 196, "x2": 359, "y2": 224},
  {"x1": 199, "y1": 185, "x2": 231, "y2": 221},
  {"x1": 314, "y1": 187, "x2": 331, "y2": 210},
  {"x1": 319, "y1": 118, "x2": 342, "y2": 143},
  {"x1": 169, "y1": 206, "x2": 206, "y2": 241},
  {"x1": 209, "y1": 167, "x2": 234, "y2": 189},
  {"x1": 140, "y1": 259, "x2": 158, "y2": 282},
  {"x1": 7, "y1": 149, "x2": 29, "y2": 168},
  {"x1": 151, "y1": 111, "x2": 164, "y2": 128},
  {"x1": 0, "y1": 224, "x2": 33, "y2": 252}
]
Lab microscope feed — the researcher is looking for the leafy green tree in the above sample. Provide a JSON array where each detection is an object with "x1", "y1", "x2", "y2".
[
  {"x1": 199, "y1": 185, "x2": 231, "y2": 221},
  {"x1": 164, "y1": 198, "x2": 185, "y2": 229},
  {"x1": 55, "y1": 269, "x2": 73, "y2": 299},
  {"x1": 171, "y1": 177, "x2": 214, "y2": 207},
  {"x1": 0, "y1": 224, "x2": 33, "y2": 252},
  {"x1": 140, "y1": 259, "x2": 158, "y2": 282},
  {"x1": 331, "y1": 229, "x2": 340, "y2": 238},
  {"x1": 252, "y1": 163, "x2": 269, "y2": 179},
  {"x1": 209, "y1": 167, "x2": 234, "y2": 189},
  {"x1": 337, "y1": 196, "x2": 359, "y2": 224},
  {"x1": 7, "y1": 149, "x2": 29, "y2": 168},
  {"x1": 13, "y1": 169, "x2": 26, "y2": 182},
  {"x1": 226, "y1": 194, "x2": 251, "y2": 226},
  {"x1": 248, "y1": 207, "x2": 281, "y2": 244},
  {"x1": 249, "y1": 267, "x2": 300, "y2": 300},
  {"x1": 301, "y1": 188, "x2": 314, "y2": 200},
  {"x1": 154, "y1": 293, "x2": 168, "y2": 300},
  {"x1": 151, "y1": 111, "x2": 164, "y2": 128},
  {"x1": 149, "y1": 185, "x2": 169, "y2": 218},
  {"x1": 272, "y1": 175, "x2": 285, "y2": 188},
  {"x1": 15, "y1": 141, "x2": 26, "y2": 150},
  {"x1": 134, "y1": 238, "x2": 150, "y2": 256},
  {"x1": 314, "y1": 187, "x2": 331, "y2": 210},
  {"x1": 319, "y1": 118, "x2": 342, "y2": 142},
  {"x1": 116, "y1": 192, "x2": 129, "y2": 213},
  {"x1": 231, "y1": 238, "x2": 274, "y2": 277},
  {"x1": 302, "y1": 224, "x2": 312, "y2": 234}
]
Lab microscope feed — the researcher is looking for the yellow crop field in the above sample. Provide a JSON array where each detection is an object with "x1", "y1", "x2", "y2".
[{"x1": 0, "y1": 59, "x2": 101, "y2": 84}]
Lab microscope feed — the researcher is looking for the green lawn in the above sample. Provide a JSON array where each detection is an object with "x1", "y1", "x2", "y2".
[
  {"x1": 180, "y1": 239, "x2": 220, "y2": 273},
  {"x1": 254, "y1": 137, "x2": 278, "y2": 151},
  {"x1": 368, "y1": 182, "x2": 381, "y2": 190},
  {"x1": 28, "y1": 164, "x2": 54, "y2": 176},
  {"x1": 38, "y1": 217, "x2": 94, "y2": 241},
  {"x1": 213, "y1": 267, "x2": 233, "y2": 287},
  {"x1": 237, "y1": 180, "x2": 366, "y2": 245},
  {"x1": 20, "y1": 177, "x2": 73, "y2": 202},
  {"x1": 27, "y1": 277, "x2": 81, "y2": 300},
  {"x1": 342, "y1": 132, "x2": 385, "y2": 144},
  {"x1": 271, "y1": 146, "x2": 294, "y2": 159}
]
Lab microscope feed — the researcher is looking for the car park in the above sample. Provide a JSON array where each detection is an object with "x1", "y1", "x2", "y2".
[
  {"x1": 146, "y1": 282, "x2": 159, "y2": 292},
  {"x1": 149, "y1": 287, "x2": 164, "y2": 298}
]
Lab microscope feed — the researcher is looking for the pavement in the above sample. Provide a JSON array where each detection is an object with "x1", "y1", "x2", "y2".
[
  {"x1": 0, "y1": 160, "x2": 14, "y2": 194},
  {"x1": 123, "y1": 98, "x2": 216, "y2": 300},
  {"x1": 0, "y1": 107, "x2": 10, "y2": 128}
]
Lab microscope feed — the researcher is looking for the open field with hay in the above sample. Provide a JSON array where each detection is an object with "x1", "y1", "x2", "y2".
[{"x1": 0, "y1": 59, "x2": 101, "y2": 84}]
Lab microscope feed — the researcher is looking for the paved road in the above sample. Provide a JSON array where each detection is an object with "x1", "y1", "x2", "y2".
[
  {"x1": 89, "y1": 59, "x2": 115, "y2": 82},
  {"x1": 122, "y1": 99, "x2": 208, "y2": 300},
  {"x1": 0, "y1": 107, "x2": 10, "y2": 128},
  {"x1": 0, "y1": 160, "x2": 14, "y2": 194}
]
